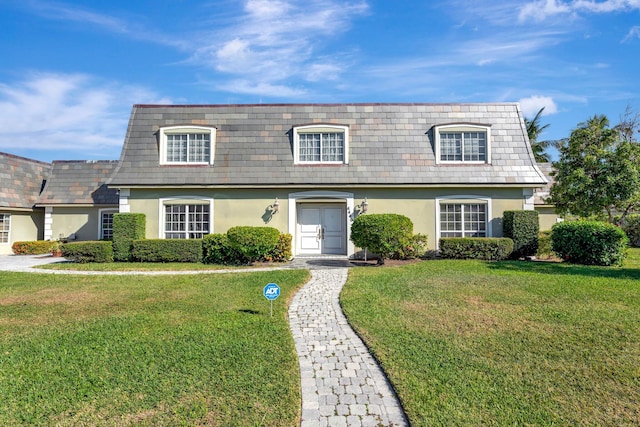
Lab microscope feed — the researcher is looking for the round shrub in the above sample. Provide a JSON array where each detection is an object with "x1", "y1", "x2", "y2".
[
  {"x1": 551, "y1": 221, "x2": 628, "y2": 266},
  {"x1": 226, "y1": 226, "x2": 280, "y2": 263},
  {"x1": 202, "y1": 234, "x2": 248, "y2": 265},
  {"x1": 350, "y1": 213, "x2": 413, "y2": 264}
]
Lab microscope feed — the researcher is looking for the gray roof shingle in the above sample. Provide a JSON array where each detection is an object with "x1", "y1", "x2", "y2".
[
  {"x1": 109, "y1": 103, "x2": 547, "y2": 187},
  {"x1": 36, "y1": 161, "x2": 119, "y2": 205},
  {"x1": 0, "y1": 152, "x2": 50, "y2": 209}
]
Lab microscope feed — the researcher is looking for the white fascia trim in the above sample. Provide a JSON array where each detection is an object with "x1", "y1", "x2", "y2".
[
  {"x1": 435, "y1": 195, "x2": 493, "y2": 243},
  {"x1": 98, "y1": 208, "x2": 119, "y2": 240},
  {"x1": 293, "y1": 124, "x2": 349, "y2": 165},
  {"x1": 159, "y1": 126, "x2": 216, "y2": 166},
  {"x1": 288, "y1": 190, "x2": 354, "y2": 256},
  {"x1": 158, "y1": 196, "x2": 214, "y2": 238},
  {"x1": 434, "y1": 123, "x2": 492, "y2": 165}
]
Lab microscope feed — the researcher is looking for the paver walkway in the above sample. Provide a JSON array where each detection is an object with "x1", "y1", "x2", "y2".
[
  {"x1": 289, "y1": 268, "x2": 408, "y2": 427},
  {"x1": 1, "y1": 255, "x2": 408, "y2": 426}
]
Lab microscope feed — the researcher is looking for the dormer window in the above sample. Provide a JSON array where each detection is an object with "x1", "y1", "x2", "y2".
[
  {"x1": 435, "y1": 124, "x2": 491, "y2": 164},
  {"x1": 294, "y1": 124, "x2": 349, "y2": 164},
  {"x1": 159, "y1": 126, "x2": 216, "y2": 165}
]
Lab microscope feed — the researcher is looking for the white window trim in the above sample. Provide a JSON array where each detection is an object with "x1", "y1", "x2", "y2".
[
  {"x1": 293, "y1": 124, "x2": 349, "y2": 165},
  {"x1": 434, "y1": 124, "x2": 491, "y2": 164},
  {"x1": 159, "y1": 126, "x2": 216, "y2": 165},
  {"x1": 0, "y1": 213, "x2": 11, "y2": 245},
  {"x1": 98, "y1": 208, "x2": 118, "y2": 240},
  {"x1": 159, "y1": 196, "x2": 214, "y2": 239},
  {"x1": 435, "y1": 196, "x2": 492, "y2": 244}
]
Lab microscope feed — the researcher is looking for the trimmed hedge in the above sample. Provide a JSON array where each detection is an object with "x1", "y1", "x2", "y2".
[
  {"x1": 113, "y1": 213, "x2": 146, "y2": 261},
  {"x1": 551, "y1": 221, "x2": 628, "y2": 266},
  {"x1": 503, "y1": 210, "x2": 539, "y2": 259},
  {"x1": 351, "y1": 213, "x2": 414, "y2": 264},
  {"x1": 264, "y1": 233, "x2": 292, "y2": 262},
  {"x1": 620, "y1": 214, "x2": 640, "y2": 247},
  {"x1": 61, "y1": 241, "x2": 114, "y2": 263},
  {"x1": 439, "y1": 237, "x2": 514, "y2": 261},
  {"x1": 202, "y1": 234, "x2": 248, "y2": 265},
  {"x1": 227, "y1": 226, "x2": 280, "y2": 263},
  {"x1": 390, "y1": 233, "x2": 428, "y2": 260},
  {"x1": 131, "y1": 239, "x2": 203, "y2": 263},
  {"x1": 12, "y1": 240, "x2": 57, "y2": 255}
]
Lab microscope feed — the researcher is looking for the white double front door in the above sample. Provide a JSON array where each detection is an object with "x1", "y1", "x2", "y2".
[{"x1": 297, "y1": 204, "x2": 346, "y2": 255}]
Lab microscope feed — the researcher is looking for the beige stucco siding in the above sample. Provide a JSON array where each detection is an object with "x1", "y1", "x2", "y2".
[
  {"x1": 536, "y1": 206, "x2": 560, "y2": 231},
  {"x1": 0, "y1": 210, "x2": 44, "y2": 254},
  {"x1": 50, "y1": 206, "x2": 116, "y2": 241},
  {"x1": 127, "y1": 187, "x2": 529, "y2": 252}
]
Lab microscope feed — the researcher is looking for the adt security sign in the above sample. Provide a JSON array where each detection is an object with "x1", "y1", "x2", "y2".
[
  {"x1": 263, "y1": 283, "x2": 280, "y2": 317},
  {"x1": 263, "y1": 283, "x2": 280, "y2": 300}
]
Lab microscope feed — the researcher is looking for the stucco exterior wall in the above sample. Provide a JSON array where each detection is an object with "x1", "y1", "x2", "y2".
[
  {"x1": 50, "y1": 206, "x2": 116, "y2": 241},
  {"x1": 126, "y1": 186, "x2": 529, "y2": 253},
  {"x1": 0, "y1": 210, "x2": 44, "y2": 255},
  {"x1": 536, "y1": 206, "x2": 560, "y2": 231}
]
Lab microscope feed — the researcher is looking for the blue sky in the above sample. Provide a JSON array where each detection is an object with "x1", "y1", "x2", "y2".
[{"x1": 0, "y1": 0, "x2": 638, "y2": 162}]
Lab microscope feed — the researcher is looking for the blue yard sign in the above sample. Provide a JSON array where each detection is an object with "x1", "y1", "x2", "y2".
[{"x1": 263, "y1": 283, "x2": 280, "y2": 317}]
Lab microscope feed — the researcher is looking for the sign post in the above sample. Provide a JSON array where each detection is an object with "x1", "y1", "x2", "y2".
[{"x1": 263, "y1": 283, "x2": 280, "y2": 317}]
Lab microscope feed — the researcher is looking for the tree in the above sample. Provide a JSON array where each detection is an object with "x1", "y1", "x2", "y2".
[
  {"x1": 524, "y1": 107, "x2": 551, "y2": 162},
  {"x1": 549, "y1": 114, "x2": 640, "y2": 223}
]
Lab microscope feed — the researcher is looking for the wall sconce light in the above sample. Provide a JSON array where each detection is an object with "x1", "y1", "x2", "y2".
[
  {"x1": 361, "y1": 197, "x2": 368, "y2": 213},
  {"x1": 272, "y1": 197, "x2": 280, "y2": 214}
]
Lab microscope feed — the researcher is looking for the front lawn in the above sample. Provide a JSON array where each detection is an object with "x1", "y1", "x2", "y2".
[
  {"x1": 341, "y1": 250, "x2": 640, "y2": 426},
  {"x1": 0, "y1": 269, "x2": 309, "y2": 426}
]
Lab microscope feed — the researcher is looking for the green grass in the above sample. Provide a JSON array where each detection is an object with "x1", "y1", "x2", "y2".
[
  {"x1": 341, "y1": 248, "x2": 640, "y2": 426},
  {"x1": 0, "y1": 269, "x2": 309, "y2": 426}
]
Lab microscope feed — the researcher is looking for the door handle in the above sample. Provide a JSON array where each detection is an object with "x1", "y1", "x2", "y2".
[{"x1": 321, "y1": 227, "x2": 325, "y2": 240}]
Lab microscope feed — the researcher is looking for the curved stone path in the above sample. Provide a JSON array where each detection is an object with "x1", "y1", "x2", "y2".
[
  {"x1": 289, "y1": 269, "x2": 407, "y2": 427},
  {"x1": 1, "y1": 255, "x2": 408, "y2": 426}
]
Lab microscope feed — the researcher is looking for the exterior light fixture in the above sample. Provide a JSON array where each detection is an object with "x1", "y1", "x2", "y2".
[
  {"x1": 272, "y1": 197, "x2": 280, "y2": 214},
  {"x1": 361, "y1": 197, "x2": 368, "y2": 213}
]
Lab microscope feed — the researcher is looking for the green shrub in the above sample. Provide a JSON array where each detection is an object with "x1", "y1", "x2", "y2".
[
  {"x1": 439, "y1": 238, "x2": 514, "y2": 261},
  {"x1": 390, "y1": 233, "x2": 428, "y2": 259},
  {"x1": 131, "y1": 239, "x2": 203, "y2": 263},
  {"x1": 551, "y1": 221, "x2": 628, "y2": 266},
  {"x1": 112, "y1": 213, "x2": 146, "y2": 261},
  {"x1": 536, "y1": 231, "x2": 555, "y2": 259},
  {"x1": 264, "y1": 233, "x2": 292, "y2": 262},
  {"x1": 12, "y1": 240, "x2": 57, "y2": 255},
  {"x1": 351, "y1": 214, "x2": 414, "y2": 264},
  {"x1": 227, "y1": 226, "x2": 280, "y2": 263},
  {"x1": 620, "y1": 214, "x2": 640, "y2": 247},
  {"x1": 202, "y1": 234, "x2": 248, "y2": 265},
  {"x1": 503, "y1": 210, "x2": 539, "y2": 259},
  {"x1": 60, "y1": 241, "x2": 114, "y2": 263}
]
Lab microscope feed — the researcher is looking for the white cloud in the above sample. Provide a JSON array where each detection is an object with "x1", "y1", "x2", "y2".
[
  {"x1": 194, "y1": 0, "x2": 369, "y2": 96},
  {"x1": 623, "y1": 25, "x2": 640, "y2": 41},
  {"x1": 519, "y1": 0, "x2": 640, "y2": 22},
  {"x1": 519, "y1": 95, "x2": 559, "y2": 117},
  {"x1": 0, "y1": 73, "x2": 170, "y2": 159}
]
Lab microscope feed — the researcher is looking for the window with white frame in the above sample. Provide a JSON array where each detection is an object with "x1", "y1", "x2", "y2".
[
  {"x1": 435, "y1": 124, "x2": 491, "y2": 164},
  {"x1": 440, "y1": 203, "x2": 487, "y2": 237},
  {"x1": 0, "y1": 213, "x2": 10, "y2": 243},
  {"x1": 100, "y1": 210, "x2": 117, "y2": 240},
  {"x1": 159, "y1": 126, "x2": 216, "y2": 165},
  {"x1": 294, "y1": 125, "x2": 349, "y2": 164},
  {"x1": 164, "y1": 204, "x2": 210, "y2": 239}
]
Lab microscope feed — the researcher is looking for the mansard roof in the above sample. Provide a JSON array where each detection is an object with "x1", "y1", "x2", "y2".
[
  {"x1": 36, "y1": 160, "x2": 119, "y2": 206},
  {"x1": 109, "y1": 103, "x2": 547, "y2": 188},
  {"x1": 0, "y1": 152, "x2": 49, "y2": 210}
]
